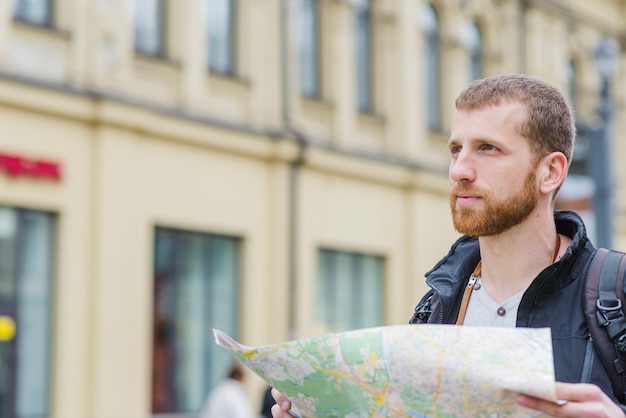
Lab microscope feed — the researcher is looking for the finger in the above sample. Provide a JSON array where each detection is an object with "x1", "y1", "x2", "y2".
[
  {"x1": 271, "y1": 388, "x2": 286, "y2": 404},
  {"x1": 271, "y1": 403, "x2": 292, "y2": 418},
  {"x1": 554, "y1": 382, "x2": 603, "y2": 402},
  {"x1": 271, "y1": 388, "x2": 291, "y2": 411},
  {"x1": 519, "y1": 384, "x2": 622, "y2": 418},
  {"x1": 517, "y1": 393, "x2": 564, "y2": 416}
]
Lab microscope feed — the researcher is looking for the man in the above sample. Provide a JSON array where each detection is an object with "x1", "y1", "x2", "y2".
[{"x1": 271, "y1": 74, "x2": 625, "y2": 417}]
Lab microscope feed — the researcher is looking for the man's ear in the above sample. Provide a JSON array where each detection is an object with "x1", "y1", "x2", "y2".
[{"x1": 539, "y1": 152, "x2": 568, "y2": 195}]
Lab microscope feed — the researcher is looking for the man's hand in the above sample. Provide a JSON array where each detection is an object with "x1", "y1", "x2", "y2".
[
  {"x1": 270, "y1": 388, "x2": 296, "y2": 418},
  {"x1": 517, "y1": 382, "x2": 625, "y2": 417}
]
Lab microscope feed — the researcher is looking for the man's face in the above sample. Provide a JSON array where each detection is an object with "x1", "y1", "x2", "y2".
[{"x1": 448, "y1": 102, "x2": 540, "y2": 236}]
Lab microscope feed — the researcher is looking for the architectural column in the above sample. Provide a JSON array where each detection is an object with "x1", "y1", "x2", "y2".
[
  {"x1": 382, "y1": 0, "x2": 412, "y2": 157},
  {"x1": 180, "y1": 0, "x2": 205, "y2": 108},
  {"x1": 68, "y1": 0, "x2": 89, "y2": 86},
  {"x1": 107, "y1": 0, "x2": 134, "y2": 82},
  {"x1": 248, "y1": 0, "x2": 282, "y2": 128}
]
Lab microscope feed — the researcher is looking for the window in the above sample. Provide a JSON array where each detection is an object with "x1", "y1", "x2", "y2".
[
  {"x1": 466, "y1": 22, "x2": 482, "y2": 82},
  {"x1": 299, "y1": 0, "x2": 320, "y2": 98},
  {"x1": 207, "y1": 0, "x2": 236, "y2": 74},
  {"x1": 315, "y1": 249, "x2": 384, "y2": 332},
  {"x1": 134, "y1": 0, "x2": 165, "y2": 56},
  {"x1": 567, "y1": 59, "x2": 577, "y2": 112},
  {"x1": 421, "y1": 4, "x2": 441, "y2": 131},
  {"x1": 0, "y1": 207, "x2": 55, "y2": 418},
  {"x1": 152, "y1": 227, "x2": 241, "y2": 414},
  {"x1": 12, "y1": 0, "x2": 52, "y2": 26},
  {"x1": 354, "y1": 0, "x2": 372, "y2": 112}
]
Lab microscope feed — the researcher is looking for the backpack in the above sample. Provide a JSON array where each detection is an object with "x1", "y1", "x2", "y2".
[
  {"x1": 584, "y1": 248, "x2": 626, "y2": 404},
  {"x1": 409, "y1": 248, "x2": 626, "y2": 404}
]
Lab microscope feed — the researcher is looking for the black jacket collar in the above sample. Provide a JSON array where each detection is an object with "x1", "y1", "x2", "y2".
[{"x1": 425, "y1": 210, "x2": 594, "y2": 299}]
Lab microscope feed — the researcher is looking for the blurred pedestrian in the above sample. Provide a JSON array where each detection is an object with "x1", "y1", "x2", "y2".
[{"x1": 199, "y1": 363, "x2": 254, "y2": 418}]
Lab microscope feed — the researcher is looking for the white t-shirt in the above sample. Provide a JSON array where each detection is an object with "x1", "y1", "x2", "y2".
[
  {"x1": 462, "y1": 277, "x2": 525, "y2": 327},
  {"x1": 199, "y1": 379, "x2": 255, "y2": 418}
]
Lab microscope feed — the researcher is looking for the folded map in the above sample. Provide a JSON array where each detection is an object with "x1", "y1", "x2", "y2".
[{"x1": 214, "y1": 324, "x2": 556, "y2": 417}]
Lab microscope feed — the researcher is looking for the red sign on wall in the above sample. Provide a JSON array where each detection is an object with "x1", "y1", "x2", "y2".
[{"x1": 0, "y1": 152, "x2": 62, "y2": 181}]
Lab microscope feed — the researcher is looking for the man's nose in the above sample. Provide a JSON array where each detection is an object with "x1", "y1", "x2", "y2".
[{"x1": 449, "y1": 151, "x2": 476, "y2": 183}]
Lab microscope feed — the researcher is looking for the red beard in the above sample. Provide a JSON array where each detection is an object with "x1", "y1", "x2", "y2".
[{"x1": 450, "y1": 169, "x2": 538, "y2": 236}]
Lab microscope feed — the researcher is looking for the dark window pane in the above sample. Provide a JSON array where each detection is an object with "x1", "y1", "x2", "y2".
[
  {"x1": 299, "y1": 0, "x2": 320, "y2": 97},
  {"x1": 316, "y1": 249, "x2": 384, "y2": 332},
  {"x1": 208, "y1": 0, "x2": 236, "y2": 74},
  {"x1": 355, "y1": 0, "x2": 372, "y2": 112},
  {"x1": 567, "y1": 60, "x2": 577, "y2": 111},
  {"x1": 152, "y1": 227, "x2": 240, "y2": 414},
  {"x1": 422, "y1": 4, "x2": 440, "y2": 131},
  {"x1": 15, "y1": 210, "x2": 54, "y2": 417},
  {"x1": 13, "y1": 0, "x2": 52, "y2": 25},
  {"x1": 134, "y1": 0, "x2": 165, "y2": 55},
  {"x1": 0, "y1": 207, "x2": 54, "y2": 418},
  {"x1": 467, "y1": 22, "x2": 482, "y2": 81}
]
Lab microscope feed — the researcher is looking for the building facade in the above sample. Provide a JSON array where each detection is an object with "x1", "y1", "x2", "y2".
[{"x1": 0, "y1": 0, "x2": 625, "y2": 417}]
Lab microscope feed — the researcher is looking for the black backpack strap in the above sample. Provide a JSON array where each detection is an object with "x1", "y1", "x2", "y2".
[{"x1": 584, "y1": 248, "x2": 626, "y2": 403}]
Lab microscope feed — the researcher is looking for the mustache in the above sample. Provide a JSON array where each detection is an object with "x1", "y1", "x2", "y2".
[{"x1": 450, "y1": 186, "x2": 485, "y2": 197}]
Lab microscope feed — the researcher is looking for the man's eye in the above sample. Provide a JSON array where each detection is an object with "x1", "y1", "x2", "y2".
[
  {"x1": 481, "y1": 144, "x2": 496, "y2": 151},
  {"x1": 450, "y1": 146, "x2": 461, "y2": 154}
]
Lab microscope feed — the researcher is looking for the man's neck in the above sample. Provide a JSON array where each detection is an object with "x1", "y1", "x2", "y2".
[{"x1": 476, "y1": 212, "x2": 569, "y2": 304}]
